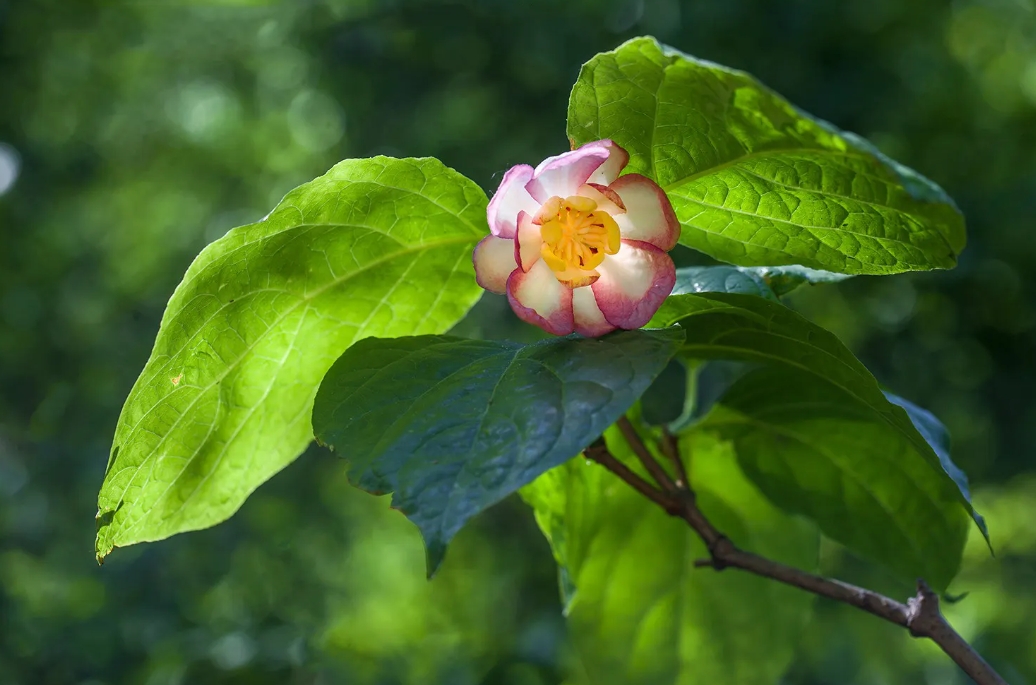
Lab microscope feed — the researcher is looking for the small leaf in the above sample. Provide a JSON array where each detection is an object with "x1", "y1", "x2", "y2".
[
  {"x1": 312, "y1": 328, "x2": 684, "y2": 574},
  {"x1": 671, "y1": 266, "x2": 779, "y2": 300},
  {"x1": 671, "y1": 265, "x2": 849, "y2": 301},
  {"x1": 96, "y1": 157, "x2": 488, "y2": 560},
  {"x1": 745, "y1": 264, "x2": 851, "y2": 296},
  {"x1": 649, "y1": 291, "x2": 989, "y2": 546},
  {"x1": 522, "y1": 430, "x2": 818, "y2": 685},
  {"x1": 701, "y1": 366, "x2": 969, "y2": 590},
  {"x1": 568, "y1": 36, "x2": 964, "y2": 275}
]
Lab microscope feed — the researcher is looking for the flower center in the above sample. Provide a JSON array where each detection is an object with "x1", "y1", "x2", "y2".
[{"x1": 536, "y1": 195, "x2": 620, "y2": 287}]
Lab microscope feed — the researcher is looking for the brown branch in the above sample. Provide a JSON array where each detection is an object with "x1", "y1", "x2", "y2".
[
  {"x1": 616, "y1": 416, "x2": 676, "y2": 493},
  {"x1": 587, "y1": 429, "x2": 1009, "y2": 685},
  {"x1": 583, "y1": 442, "x2": 678, "y2": 516}
]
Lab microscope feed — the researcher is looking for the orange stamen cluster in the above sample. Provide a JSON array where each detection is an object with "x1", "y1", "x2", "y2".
[{"x1": 536, "y1": 195, "x2": 620, "y2": 288}]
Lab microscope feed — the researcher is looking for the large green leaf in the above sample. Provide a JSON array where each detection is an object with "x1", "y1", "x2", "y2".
[
  {"x1": 568, "y1": 36, "x2": 965, "y2": 275},
  {"x1": 701, "y1": 366, "x2": 969, "y2": 590},
  {"x1": 311, "y1": 328, "x2": 684, "y2": 573},
  {"x1": 522, "y1": 429, "x2": 818, "y2": 685},
  {"x1": 96, "y1": 157, "x2": 488, "y2": 560},
  {"x1": 649, "y1": 291, "x2": 988, "y2": 545}
]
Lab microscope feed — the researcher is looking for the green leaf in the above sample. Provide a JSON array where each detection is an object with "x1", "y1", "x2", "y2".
[
  {"x1": 745, "y1": 264, "x2": 851, "y2": 296},
  {"x1": 672, "y1": 265, "x2": 849, "y2": 301},
  {"x1": 639, "y1": 360, "x2": 687, "y2": 426},
  {"x1": 649, "y1": 291, "x2": 989, "y2": 546},
  {"x1": 522, "y1": 429, "x2": 818, "y2": 685},
  {"x1": 311, "y1": 328, "x2": 684, "y2": 573},
  {"x1": 701, "y1": 366, "x2": 969, "y2": 590},
  {"x1": 568, "y1": 36, "x2": 965, "y2": 275},
  {"x1": 671, "y1": 266, "x2": 779, "y2": 300},
  {"x1": 96, "y1": 157, "x2": 488, "y2": 561}
]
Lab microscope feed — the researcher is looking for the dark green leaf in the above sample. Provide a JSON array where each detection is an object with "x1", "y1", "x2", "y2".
[
  {"x1": 638, "y1": 360, "x2": 687, "y2": 425},
  {"x1": 96, "y1": 157, "x2": 488, "y2": 560},
  {"x1": 568, "y1": 36, "x2": 965, "y2": 275},
  {"x1": 521, "y1": 429, "x2": 818, "y2": 685},
  {"x1": 701, "y1": 366, "x2": 969, "y2": 589},
  {"x1": 886, "y1": 391, "x2": 977, "y2": 510},
  {"x1": 311, "y1": 328, "x2": 684, "y2": 573},
  {"x1": 649, "y1": 291, "x2": 988, "y2": 546}
]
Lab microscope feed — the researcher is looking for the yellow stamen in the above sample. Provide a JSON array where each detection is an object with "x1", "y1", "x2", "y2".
[{"x1": 538, "y1": 195, "x2": 620, "y2": 287}]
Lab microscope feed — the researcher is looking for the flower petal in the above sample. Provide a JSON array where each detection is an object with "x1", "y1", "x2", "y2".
[
  {"x1": 507, "y1": 259, "x2": 575, "y2": 335},
  {"x1": 525, "y1": 146, "x2": 610, "y2": 203},
  {"x1": 577, "y1": 183, "x2": 626, "y2": 215},
  {"x1": 488, "y1": 164, "x2": 538, "y2": 238},
  {"x1": 573, "y1": 286, "x2": 616, "y2": 337},
  {"x1": 473, "y1": 235, "x2": 518, "y2": 294},
  {"x1": 583, "y1": 140, "x2": 630, "y2": 186},
  {"x1": 591, "y1": 240, "x2": 677, "y2": 329},
  {"x1": 515, "y1": 210, "x2": 542, "y2": 272},
  {"x1": 609, "y1": 174, "x2": 680, "y2": 250}
]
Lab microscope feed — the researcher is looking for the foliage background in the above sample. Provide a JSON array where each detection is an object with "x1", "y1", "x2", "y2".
[{"x1": 1, "y1": 0, "x2": 1035, "y2": 683}]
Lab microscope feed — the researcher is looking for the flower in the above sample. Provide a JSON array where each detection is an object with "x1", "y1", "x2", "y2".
[{"x1": 473, "y1": 140, "x2": 680, "y2": 337}]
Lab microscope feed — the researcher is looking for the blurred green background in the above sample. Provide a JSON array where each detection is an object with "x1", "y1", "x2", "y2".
[{"x1": 2, "y1": 0, "x2": 1035, "y2": 683}]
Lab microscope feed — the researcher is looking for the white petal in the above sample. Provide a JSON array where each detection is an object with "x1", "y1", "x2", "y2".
[
  {"x1": 506, "y1": 259, "x2": 574, "y2": 336},
  {"x1": 583, "y1": 140, "x2": 631, "y2": 186},
  {"x1": 524, "y1": 146, "x2": 610, "y2": 203},
  {"x1": 515, "y1": 211, "x2": 542, "y2": 272},
  {"x1": 488, "y1": 164, "x2": 538, "y2": 239},
  {"x1": 610, "y1": 174, "x2": 680, "y2": 250},
  {"x1": 473, "y1": 235, "x2": 517, "y2": 294},
  {"x1": 592, "y1": 240, "x2": 676, "y2": 329},
  {"x1": 573, "y1": 286, "x2": 616, "y2": 337}
]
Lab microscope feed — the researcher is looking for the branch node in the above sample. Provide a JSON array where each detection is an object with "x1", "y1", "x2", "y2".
[
  {"x1": 707, "y1": 535, "x2": 735, "y2": 570},
  {"x1": 907, "y1": 579, "x2": 942, "y2": 638}
]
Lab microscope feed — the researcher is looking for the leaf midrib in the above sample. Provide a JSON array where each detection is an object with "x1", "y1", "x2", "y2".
[{"x1": 661, "y1": 146, "x2": 877, "y2": 194}]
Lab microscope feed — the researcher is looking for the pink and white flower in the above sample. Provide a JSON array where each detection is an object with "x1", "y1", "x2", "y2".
[{"x1": 473, "y1": 140, "x2": 680, "y2": 337}]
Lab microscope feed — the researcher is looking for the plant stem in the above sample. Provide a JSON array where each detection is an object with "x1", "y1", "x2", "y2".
[{"x1": 586, "y1": 425, "x2": 1009, "y2": 685}]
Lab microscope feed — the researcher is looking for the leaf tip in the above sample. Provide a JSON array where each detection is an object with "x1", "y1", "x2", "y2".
[{"x1": 423, "y1": 537, "x2": 449, "y2": 580}]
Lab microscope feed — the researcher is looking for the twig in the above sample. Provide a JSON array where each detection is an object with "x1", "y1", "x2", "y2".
[
  {"x1": 583, "y1": 441, "x2": 677, "y2": 516},
  {"x1": 616, "y1": 417, "x2": 676, "y2": 493},
  {"x1": 586, "y1": 428, "x2": 1009, "y2": 685},
  {"x1": 660, "y1": 428, "x2": 689, "y2": 488}
]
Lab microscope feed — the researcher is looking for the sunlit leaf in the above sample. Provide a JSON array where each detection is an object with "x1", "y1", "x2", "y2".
[
  {"x1": 312, "y1": 328, "x2": 684, "y2": 573},
  {"x1": 522, "y1": 428, "x2": 818, "y2": 685},
  {"x1": 649, "y1": 291, "x2": 988, "y2": 546},
  {"x1": 701, "y1": 366, "x2": 969, "y2": 590},
  {"x1": 96, "y1": 157, "x2": 488, "y2": 560},
  {"x1": 568, "y1": 36, "x2": 965, "y2": 275}
]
